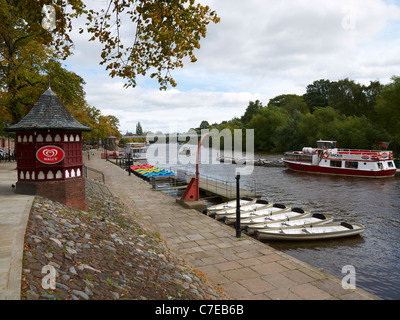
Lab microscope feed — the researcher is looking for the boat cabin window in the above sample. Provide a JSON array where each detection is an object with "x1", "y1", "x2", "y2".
[
  {"x1": 330, "y1": 160, "x2": 342, "y2": 168},
  {"x1": 345, "y1": 161, "x2": 358, "y2": 169},
  {"x1": 377, "y1": 163, "x2": 383, "y2": 170},
  {"x1": 317, "y1": 141, "x2": 337, "y2": 149},
  {"x1": 284, "y1": 154, "x2": 312, "y2": 162},
  {"x1": 388, "y1": 161, "x2": 394, "y2": 168}
]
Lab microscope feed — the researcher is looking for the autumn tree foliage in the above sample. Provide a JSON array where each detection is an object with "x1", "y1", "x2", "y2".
[
  {"x1": 0, "y1": 0, "x2": 85, "y2": 123},
  {"x1": 1, "y1": 0, "x2": 218, "y2": 139},
  {"x1": 84, "y1": 0, "x2": 220, "y2": 89}
]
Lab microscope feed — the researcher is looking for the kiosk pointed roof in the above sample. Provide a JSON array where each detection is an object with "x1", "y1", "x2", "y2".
[{"x1": 6, "y1": 87, "x2": 91, "y2": 132}]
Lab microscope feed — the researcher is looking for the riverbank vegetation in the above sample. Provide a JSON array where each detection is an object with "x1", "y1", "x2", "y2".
[{"x1": 206, "y1": 77, "x2": 400, "y2": 155}]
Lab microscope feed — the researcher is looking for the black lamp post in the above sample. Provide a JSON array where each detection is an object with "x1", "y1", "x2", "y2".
[{"x1": 235, "y1": 173, "x2": 241, "y2": 238}]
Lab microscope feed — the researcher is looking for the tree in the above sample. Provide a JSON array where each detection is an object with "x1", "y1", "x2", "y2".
[
  {"x1": 275, "y1": 110, "x2": 304, "y2": 151},
  {"x1": 84, "y1": 0, "x2": 220, "y2": 89},
  {"x1": 374, "y1": 76, "x2": 400, "y2": 153},
  {"x1": 1, "y1": 1, "x2": 219, "y2": 127},
  {"x1": 79, "y1": 104, "x2": 121, "y2": 145},
  {"x1": 247, "y1": 106, "x2": 287, "y2": 151},
  {"x1": 136, "y1": 121, "x2": 143, "y2": 135},
  {"x1": 364, "y1": 80, "x2": 384, "y2": 121},
  {"x1": 44, "y1": 59, "x2": 86, "y2": 114},
  {"x1": 297, "y1": 107, "x2": 345, "y2": 147},
  {"x1": 335, "y1": 115, "x2": 384, "y2": 150},
  {"x1": 303, "y1": 79, "x2": 331, "y2": 112},
  {"x1": 268, "y1": 94, "x2": 309, "y2": 116},
  {"x1": 199, "y1": 120, "x2": 210, "y2": 130},
  {"x1": 328, "y1": 78, "x2": 367, "y2": 117},
  {"x1": 241, "y1": 100, "x2": 263, "y2": 125},
  {"x1": 0, "y1": 0, "x2": 85, "y2": 123}
]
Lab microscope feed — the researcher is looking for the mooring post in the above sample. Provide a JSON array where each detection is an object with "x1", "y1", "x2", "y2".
[
  {"x1": 181, "y1": 132, "x2": 210, "y2": 201},
  {"x1": 128, "y1": 153, "x2": 132, "y2": 176},
  {"x1": 236, "y1": 173, "x2": 241, "y2": 238}
]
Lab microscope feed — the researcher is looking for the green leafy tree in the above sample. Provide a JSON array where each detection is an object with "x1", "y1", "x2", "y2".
[
  {"x1": 241, "y1": 100, "x2": 263, "y2": 125},
  {"x1": 0, "y1": 0, "x2": 85, "y2": 123},
  {"x1": 199, "y1": 120, "x2": 210, "y2": 130},
  {"x1": 275, "y1": 110, "x2": 304, "y2": 151},
  {"x1": 268, "y1": 94, "x2": 309, "y2": 117},
  {"x1": 136, "y1": 121, "x2": 143, "y2": 135},
  {"x1": 303, "y1": 79, "x2": 331, "y2": 112},
  {"x1": 247, "y1": 106, "x2": 287, "y2": 151},
  {"x1": 80, "y1": 105, "x2": 121, "y2": 145},
  {"x1": 297, "y1": 107, "x2": 345, "y2": 147},
  {"x1": 374, "y1": 76, "x2": 400, "y2": 153},
  {"x1": 328, "y1": 78, "x2": 367, "y2": 117},
  {"x1": 336, "y1": 116, "x2": 384, "y2": 150},
  {"x1": 363, "y1": 80, "x2": 384, "y2": 120}
]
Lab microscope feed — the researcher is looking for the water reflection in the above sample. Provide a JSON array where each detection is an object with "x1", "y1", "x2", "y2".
[{"x1": 152, "y1": 147, "x2": 400, "y2": 299}]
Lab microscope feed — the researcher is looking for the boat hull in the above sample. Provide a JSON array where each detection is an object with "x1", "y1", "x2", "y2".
[
  {"x1": 237, "y1": 208, "x2": 310, "y2": 228},
  {"x1": 256, "y1": 223, "x2": 365, "y2": 241},
  {"x1": 214, "y1": 200, "x2": 272, "y2": 221},
  {"x1": 283, "y1": 160, "x2": 396, "y2": 178},
  {"x1": 246, "y1": 213, "x2": 333, "y2": 235},
  {"x1": 224, "y1": 204, "x2": 290, "y2": 225}
]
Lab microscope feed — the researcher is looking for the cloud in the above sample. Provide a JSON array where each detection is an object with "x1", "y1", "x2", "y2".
[
  {"x1": 83, "y1": 74, "x2": 263, "y2": 132},
  {"x1": 63, "y1": 0, "x2": 400, "y2": 134},
  {"x1": 196, "y1": 0, "x2": 400, "y2": 71}
]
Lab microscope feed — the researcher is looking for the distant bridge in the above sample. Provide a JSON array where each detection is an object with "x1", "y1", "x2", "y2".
[{"x1": 120, "y1": 133, "x2": 202, "y2": 140}]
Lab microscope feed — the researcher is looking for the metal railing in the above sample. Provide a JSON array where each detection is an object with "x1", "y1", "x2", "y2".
[
  {"x1": 170, "y1": 167, "x2": 259, "y2": 198},
  {"x1": 83, "y1": 164, "x2": 105, "y2": 183}
]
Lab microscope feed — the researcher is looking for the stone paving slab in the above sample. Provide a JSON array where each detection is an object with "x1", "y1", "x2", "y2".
[
  {"x1": 0, "y1": 162, "x2": 35, "y2": 300},
  {"x1": 86, "y1": 153, "x2": 380, "y2": 300}
]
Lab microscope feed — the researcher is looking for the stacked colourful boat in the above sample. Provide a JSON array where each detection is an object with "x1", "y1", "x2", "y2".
[{"x1": 130, "y1": 164, "x2": 175, "y2": 179}]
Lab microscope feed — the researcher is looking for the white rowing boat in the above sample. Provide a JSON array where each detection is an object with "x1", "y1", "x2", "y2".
[
  {"x1": 214, "y1": 199, "x2": 272, "y2": 221},
  {"x1": 246, "y1": 213, "x2": 333, "y2": 235},
  {"x1": 238, "y1": 207, "x2": 310, "y2": 228},
  {"x1": 206, "y1": 197, "x2": 256, "y2": 216},
  {"x1": 224, "y1": 203, "x2": 290, "y2": 225},
  {"x1": 256, "y1": 222, "x2": 365, "y2": 241}
]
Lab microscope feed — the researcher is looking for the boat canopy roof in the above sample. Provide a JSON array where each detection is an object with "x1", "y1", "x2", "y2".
[{"x1": 317, "y1": 140, "x2": 337, "y2": 149}]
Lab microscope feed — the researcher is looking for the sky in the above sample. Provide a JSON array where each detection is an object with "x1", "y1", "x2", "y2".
[{"x1": 63, "y1": 0, "x2": 400, "y2": 134}]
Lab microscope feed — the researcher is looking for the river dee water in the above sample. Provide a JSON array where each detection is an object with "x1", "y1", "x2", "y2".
[{"x1": 150, "y1": 146, "x2": 400, "y2": 300}]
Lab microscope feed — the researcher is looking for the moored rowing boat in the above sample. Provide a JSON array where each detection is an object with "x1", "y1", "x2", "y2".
[
  {"x1": 224, "y1": 203, "x2": 290, "y2": 225},
  {"x1": 206, "y1": 197, "x2": 256, "y2": 216},
  {"x1": 256, "y1": 222, "x2": 365, "y2": 241},
  {"x1": 237, "y1": 207, "x2": 310, "y2": 228},
  {"x1": 214, "y1": 199, "x2": 272, "y2": 221},
  {"x1": 246, "y1": 213, "x2": 333, "y2": 235}
]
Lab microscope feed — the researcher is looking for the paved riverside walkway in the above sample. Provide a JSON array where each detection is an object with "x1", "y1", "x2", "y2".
[
  {"x1": 86, "y1": 153, "x2": 379, "y2": 300},
  {"x1": 0, "y1": 162, "x2": 35, "y2": 300}
]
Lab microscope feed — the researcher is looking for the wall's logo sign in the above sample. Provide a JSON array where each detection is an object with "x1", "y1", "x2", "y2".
[{"x1": 36, "y1": 146, "x2": 65, "y2": 164}]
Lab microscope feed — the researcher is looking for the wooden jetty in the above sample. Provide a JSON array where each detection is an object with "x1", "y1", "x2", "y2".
[
  {"x1": 184, "y1": 174, "x2": 261, "y2": 200},
  {"x1": 106, "y1": 158, "x2": 261, "y2": 200},
  {"x1": 149, "y1": 172, "x2": 260, "y2": 200}
]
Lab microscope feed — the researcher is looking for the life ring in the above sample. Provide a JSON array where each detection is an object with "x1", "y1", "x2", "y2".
[
  {"x1": 323, "y1": 151, "x2": 329, "y2": 159},
  {"x1": 377, "y1": 154, "x2": 382, "y2": 161},
  {"x1": 390, "y1": 153, "x2": 393, "y2": 160}
]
